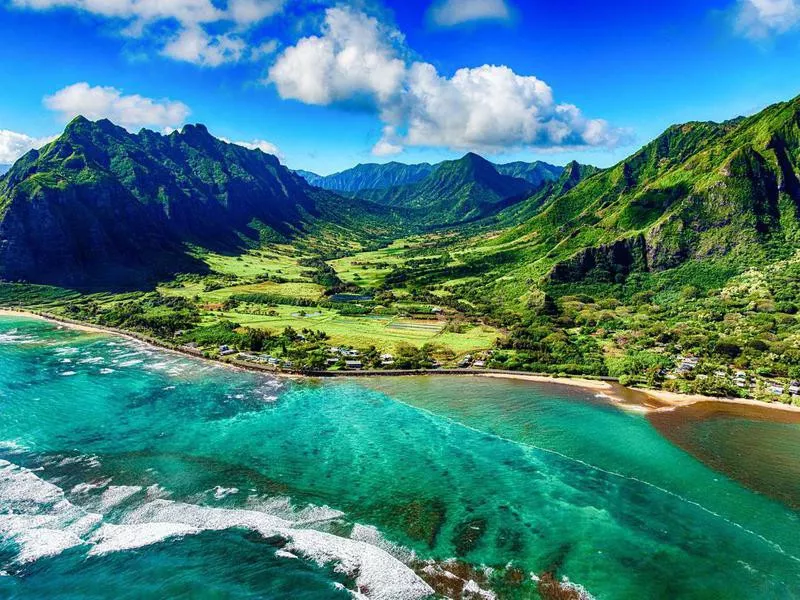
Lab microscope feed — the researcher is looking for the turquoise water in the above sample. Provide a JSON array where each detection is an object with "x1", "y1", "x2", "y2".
[{"x1": 1, "y1": 316, "x2": 799, "y2": 599}]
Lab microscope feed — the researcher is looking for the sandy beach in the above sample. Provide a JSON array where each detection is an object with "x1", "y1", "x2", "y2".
[{"x1": 3, "y1": 307, "x2": 800, "y2": 416}]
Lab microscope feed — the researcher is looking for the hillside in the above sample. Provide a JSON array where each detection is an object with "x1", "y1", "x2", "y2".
[
  {"x1": 354, "y1": 153, "x2": 537, "y2": 226},
  {"x1": 501, "y1": 97, "x2": 800, "y2": 289},
  {"x1": 494, "y1": 160, "x2": 564, "y2": 187},
  {"x1": 296, "y1": 162, "x2": 434, "y2": 193},
  {"x1": 0, "y1": 117, "x2": 396, "y2": 286}
]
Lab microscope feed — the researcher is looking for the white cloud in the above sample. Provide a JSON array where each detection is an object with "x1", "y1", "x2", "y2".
[
  {"x1": 162, "y1": 26, "x2": 246, "y2": 67},
  {"x1": 269, "y1": 7, "x2": 625, "y2": 156},
  {"x1": 231, "y1": 139, "x2": 281, "y2": 155},
  {"x1": 268, "y1": 7, "x2": 406, "y2": 108},
  {"x1": 228, "y1": 0, "x2": 283, "y2": 25},
  {"x1": 44, "y1": 83, "x2": 191, "y2": 131},
  {"x1": 735, "y1": 0, "x2": 800, "y2": 38},
  {"x1": 0, "y1": 130, "x2": 56, "y2": 164},
  {"x1": 12, "y1": 0, "x2": 284, "y2": 66},
  {"x1": 428, "y1": 0, "x2": 511, "y2": 27}
]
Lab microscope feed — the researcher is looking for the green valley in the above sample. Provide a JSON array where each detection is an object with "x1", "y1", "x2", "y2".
[{"x1": 3, "y1": 94, "x2": 800, "y2": 405}]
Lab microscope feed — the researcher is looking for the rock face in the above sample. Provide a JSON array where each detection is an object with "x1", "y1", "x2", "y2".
[
  {"x1": 0, "y1": 117, "x2": 363, "y2": 286},
  {"x1": 517, "y1": 95, "x2": 800, "y2": 285}
]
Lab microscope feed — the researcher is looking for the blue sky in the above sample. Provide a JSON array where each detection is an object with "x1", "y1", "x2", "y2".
[{"x1": 1, "y1": 0, "x2": 799, "y2": 174}]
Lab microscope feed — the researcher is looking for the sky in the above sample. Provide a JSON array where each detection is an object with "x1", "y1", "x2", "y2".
[{"x1": 1, "y1": 0, "x2": 800, "y2": 174}]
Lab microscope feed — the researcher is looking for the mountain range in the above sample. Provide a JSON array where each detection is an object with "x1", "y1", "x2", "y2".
[
  {"x1": 2, "y1": 92, "x2": 800, "y2": 292},
  {"x1": 0, "y1": 117, "x2": 394, "y2": 286},
  {"x1": 296, "y1": 158, "x2": 564, "y2": 194}
]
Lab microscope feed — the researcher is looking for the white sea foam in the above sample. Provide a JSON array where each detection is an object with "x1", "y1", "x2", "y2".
[
  {"x1": 99, "y1": 368, "x2": 114, "y2": 375},
  {"x1": 117, "y1": 360, "x2": 143, "y2": 368},
  {"x1": 0, "y1": 461, "x2": 95, "y2": 564},
  {"x1": 118, "y1": 500, "x2": 433, "y2": 600},
  {"x1": 0, "y1": 330, "x2": 38, "y2": 345},
  {"x1": 70, "y1": 479, "x2": 111, "y2": 495},
  {"x1": 77, "y1": 356, "x2": 104, "y2": 365},
  {"x1": 60, "y1": 371, "x2": 77, "y2": 377},
  {"x1": 12, "y1": 528, "x2": 85, "y2": 563},
  {"x1": 88, "y1": 522, "x2": 199, "y2": 556},
  {"x1": 96, "y1": 486, "x2": 142, "y2": 512},
  {"x1": 211, "y1": 486, "x2": 239, "y2": 500},
  {"x1": 0, "y1": 463, "x2": 432, "y2": 599}
]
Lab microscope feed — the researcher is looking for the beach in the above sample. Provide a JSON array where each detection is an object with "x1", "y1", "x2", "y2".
[{"x1": 2, "y1": 307, "x2": 799, "y2": 418}]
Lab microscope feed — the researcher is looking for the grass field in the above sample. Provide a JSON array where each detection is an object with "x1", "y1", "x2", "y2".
[
  {"x1": 202, "y1": 304, "x2": 501, "y2": 353},
  {"x1": 194, "y1": 246, "x2": 314, "y2": 280},
  {"x1": 327, "y1": 240, "x2": 410, "y2": 287},
  {"x1": 159, "y1": 281, "x2": 325, "y2": 303}
]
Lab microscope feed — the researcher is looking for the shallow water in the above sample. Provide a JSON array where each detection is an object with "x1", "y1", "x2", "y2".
[{"x1": 1, "y1": 316, "x2": 799, "y2": 599}]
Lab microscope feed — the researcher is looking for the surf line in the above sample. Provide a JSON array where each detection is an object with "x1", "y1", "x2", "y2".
[{"x1": 383, "y1": 393, "x2": 800, "y2": 565}]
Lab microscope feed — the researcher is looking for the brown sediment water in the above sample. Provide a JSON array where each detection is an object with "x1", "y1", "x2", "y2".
[{"x1": 648, "y1": 401, "x2": 800, "y2": 510}]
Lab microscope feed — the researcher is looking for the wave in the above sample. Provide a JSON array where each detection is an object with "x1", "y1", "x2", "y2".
[{"x1": 0, "y1": 460, "x2": 433, "y2": 599}]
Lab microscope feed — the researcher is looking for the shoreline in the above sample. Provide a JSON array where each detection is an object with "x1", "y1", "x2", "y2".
[{"x1": 2, "y1": 307, "x2": 800, "y2": 417}]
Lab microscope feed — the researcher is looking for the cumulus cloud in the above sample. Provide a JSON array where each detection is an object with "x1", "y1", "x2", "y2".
[
  {"x1": 734, "y1": 0, "x2": 800, "y2": 38},
  {"x1": 162, "y1": 27, "x2": 246, "y2": 66},
  {"x1": 268, "y1": 7, "x2": 406, "y2": 108},
  {"x1": 44, "y1": 83, "x2": 191, "y2": 131},
  {"x1": 0, "y1": 130, "x2": 56, "y2": 164},
  {"x1": 227, "y1": 138, "x2": 282, "y2": 156},
  {"x1": 269, "y1": 7, "x2": 625, "y2": 155},
  {"x1": 428, "y1": 0, "x2": 511, "y2": 27},
  {"x1": 11, "y1": 0, "x2": 284, "y2": 65}
]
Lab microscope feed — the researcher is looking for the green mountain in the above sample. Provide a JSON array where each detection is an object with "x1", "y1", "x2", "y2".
[
  {"x1": 297, "y1": 159, "x2": 569, "y2": 195},
  {"x1": 0, "y1": 117, "x2": 394, "y2": 286},
  {"x1": 354, "y1": 152, "x2": 537, "y2": 226},
  {"x1": 453, "y1": 95, "x2": 800, "y2": 303},
  {"x1": 494, "y1": 160, "x2": 564, "y2": 187},
  {"x1": 296, "y1": 162, "x2": 435, "y2": 193}
]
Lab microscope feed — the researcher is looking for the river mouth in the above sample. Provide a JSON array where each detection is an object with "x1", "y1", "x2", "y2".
[
  {"x1": 2, "y1": 315, "x2": 800, "y2": 599},
  {"x1": 648, "y1": 401, "x2": 800, "y2": 511}
]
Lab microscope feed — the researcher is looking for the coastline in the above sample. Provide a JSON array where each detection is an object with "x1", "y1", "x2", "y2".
[{"x1": 2, "y1": 307, "x2": 800, "y2": 417}]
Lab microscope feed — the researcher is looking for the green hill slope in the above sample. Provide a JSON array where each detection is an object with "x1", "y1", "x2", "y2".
[
  {"x1": 0, "y1": 117, "x2": 395, "y2": 286},
  {"x1": 355, "y1": 152, "x2": 536, "y2": 226},
  {"x1": 478, "y1": 96, "x2": 800, "y2": 293}
]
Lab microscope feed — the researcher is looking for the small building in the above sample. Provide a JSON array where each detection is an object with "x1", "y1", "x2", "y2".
[
  {"x1": 326, "y1": 358, "x2": 339, "y2": 366},
  {"x1": 789, "y1": 381, "x2": 800, "y2": 395},
  {"x1": 769, "y1": 384, "x2": 785, "y2": 395},
  {"x1": 345, "y1": 360, "x2": 363, "y2": 369},
  {"x1": 473, "y1": 360, "x2": 486, "y2": 368},
  {"x1": 219, "y1": 345, "x2": 236, "y2": 356}
]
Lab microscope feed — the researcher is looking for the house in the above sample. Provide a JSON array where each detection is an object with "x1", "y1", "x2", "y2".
[
  {"x1": 789, "y1": 381, "x2": 800, "y2": 395},
  {"x1": 380, "y1": 353, "x2": 394, "y2": 366},
  {"x1": 769, "y1": 383, "x2": 785, "y2": 395},
  {"x1": 345, "y1": 360, "x2": 363, "y2": 369},
  {"x1": 219, "y1": 345, "x2": 236, "y2": 356},
  {"x1": 344, "y1": 349, "x2": 360, "y2": 358},
  {"x1": 328, "y1": 347, "x2": 341, "y2": 355},
  {"x1": 473, "y1": 360, "x2": 486, "y2": 368},
  {"x1": 431, "y1": 307, "x2": 443, "y2": 314},
  {"x1": 326, "y1": 358, "x2": 339, "y2": 366}
]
